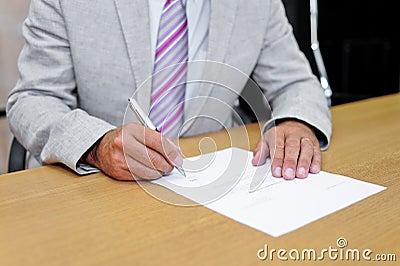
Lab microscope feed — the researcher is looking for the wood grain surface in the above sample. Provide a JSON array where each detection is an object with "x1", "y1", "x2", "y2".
[{"x1": 1, "y1": 94, "x2": 399, "y2": 265}]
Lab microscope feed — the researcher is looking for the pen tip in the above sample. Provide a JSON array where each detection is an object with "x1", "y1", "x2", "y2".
[{"x1": 177, "y1": 167, "x2": 186, "y2": 177}]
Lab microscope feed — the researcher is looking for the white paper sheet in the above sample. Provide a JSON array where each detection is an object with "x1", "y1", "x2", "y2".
[{"x1": 153, "y1": 148, "x2": 386, "y2": 237}]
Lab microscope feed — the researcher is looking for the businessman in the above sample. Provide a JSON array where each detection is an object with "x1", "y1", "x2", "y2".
[{"x1": 7, "y1": 0, "x2": 331, "y2": 181}]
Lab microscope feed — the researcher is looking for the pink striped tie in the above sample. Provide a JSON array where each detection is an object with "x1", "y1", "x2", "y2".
[{"x1": 149, "y1": 0, "x2": 188, "y2": 139}]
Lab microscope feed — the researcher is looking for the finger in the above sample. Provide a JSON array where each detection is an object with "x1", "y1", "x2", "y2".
[
  {"x1": 310, "y1": 143, "x2": 322, "y2": 174},
  {"x1": 282, "y1": 136, "x2": 300, "y2": 180},
  {"x1": 124, "y1": 137, "x2": 174, "y2": 173},
  {"x1": 296, "y1": 138, "x2": 314, "y2": 178},
  {"x1": 268, "y1": 128, "x2": 285, "y2": 178},
  {"x1": 252, "y1": 135, "x2": 270, "y2": 166},
  {"x1": 145, "y1": 147, "x2": 175, "y2": 173},
  {"x1": 160, "y1": 136, "x2": 183, "y2": 166},
  {"x1": 111, "y1": 168, "x2": 138, "y2": 181},
  {"x1": 133, "y1": 126, "x2": 182, "y2": 167},
  {"x1": 125, "y1": 155, "x2": 164, "y2": 180}
]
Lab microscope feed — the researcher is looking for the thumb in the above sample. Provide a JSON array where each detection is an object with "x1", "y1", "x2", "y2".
[{"x1": 252, "y1": 135, "x2": 270, "y2": 166}]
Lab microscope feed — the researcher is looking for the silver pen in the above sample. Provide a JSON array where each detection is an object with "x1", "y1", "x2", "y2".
[{"x1": 128, "y1": 97, "x2": 186, "y2": 177}]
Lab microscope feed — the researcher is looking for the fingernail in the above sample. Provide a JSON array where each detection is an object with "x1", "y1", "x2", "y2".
[
  {"x1": 311, "y1": 164, "x2": 320, "y2": 173},
  {"x1": 274, "y1": 167, "x2": 282, "y2": 177},
  {"x1": 174, "y1": 155, "x2": 183, "y2": 167},
  {"x1": 297, "y1": 167, "x2": 306, "y2": 177},
  {"x1": 284, "y1": 168, "x2": 295, "y2": 179}
]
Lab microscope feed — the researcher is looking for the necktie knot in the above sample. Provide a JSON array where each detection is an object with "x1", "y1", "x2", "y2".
[{"x1": 165, "y1": 0, "x2": 186, "y2": 8}]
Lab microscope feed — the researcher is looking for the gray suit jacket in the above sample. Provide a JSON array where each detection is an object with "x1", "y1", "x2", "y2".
[{"x1": 7, "y1": 0, "x2": 331, "y2": 173}]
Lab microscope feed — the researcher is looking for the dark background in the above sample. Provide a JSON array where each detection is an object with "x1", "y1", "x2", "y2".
[{"x1": 282, "y1": 0, "x2": 399, "y2": 105}]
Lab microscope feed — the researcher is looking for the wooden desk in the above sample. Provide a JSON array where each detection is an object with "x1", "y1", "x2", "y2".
[{"x1": 1, "y1": 94, "x2": 399, "y2": 265}]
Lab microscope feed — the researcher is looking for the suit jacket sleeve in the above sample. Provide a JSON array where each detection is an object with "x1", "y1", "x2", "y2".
[
  {"x1": 6, "y1": 0, "x2": 115, "y2": 173},
  {"x1": 251, "y1": 0, "x2": 332, "y2": 149}
]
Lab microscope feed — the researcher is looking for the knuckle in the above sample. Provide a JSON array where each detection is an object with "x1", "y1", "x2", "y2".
[
  {"x1": 113, "y1": 136, "x2": 122, "y2": 147},
  {"x1": 300, "y1": 148, "x2": 314, "y2": 158},
  {"x1": 301, "y1": 140, "x2": 314, "y2": 149},
  {"x1": 297, "y1": 158, "x2": 311, "y2": 167},
  {"x1": 148, "y1": 152, "x2": 171, "y2": 172},
  {"x1": 166, "y1": 149, "x2": 179, "y2": 162},
  {"x1": 272, "y1": 158, "x2": 284, "y2": 166},
  {"x1": 273, "y1": 142, "x2": 285, "y2": 150},
  {"x1": 285, "y1": 148, "x2": 299, "y2": 157},
  {"x1": 145, "y1": 135, "x2": 155, "y2": 146},
  {"x1": 148, "y1": 152, "x2": 162, "y2": 169},
  {"x1": 274, "y1": 125, "x2": 284, "y2": 133},
  {"x1": 314, "y1": 154, "x2": 322, "y2": 162},
  {"x1": 276, "y1": 141, "x2": 285, "y2": 149},
  {"x1": 159, "y1": 160, "x2": 173, "y2": 173},
  {"x1": 271, "y1": 150, "x2": 284, "y2": 160},
  {"x1": 313, "y1": 148, "x2": 322, "y2": 157},
  {"x1": 286, "y1": 139, "x2": 300, "y2": 148},
  {"x1": 312, "y1": 156, "x2": 322, "y2": 164},
  {"x1": 283, "y1": 158, "x2": 297, "y2": 166},
  {"x1": 151, "y1": 136, "x2": 163, "y2": 150}
]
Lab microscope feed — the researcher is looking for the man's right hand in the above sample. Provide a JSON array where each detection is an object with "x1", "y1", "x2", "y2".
[{"x1": 83, "y1": 123, "x2": 183, "y2": 181}]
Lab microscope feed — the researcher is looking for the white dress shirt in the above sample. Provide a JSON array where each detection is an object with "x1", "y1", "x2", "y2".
[{"x1": 148, "y1": 0, "x2": 210, "y2": 113}]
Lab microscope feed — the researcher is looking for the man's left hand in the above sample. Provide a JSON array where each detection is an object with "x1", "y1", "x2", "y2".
[{"x1": 252, "y1": 120, "x2": 321, "y2": 180}]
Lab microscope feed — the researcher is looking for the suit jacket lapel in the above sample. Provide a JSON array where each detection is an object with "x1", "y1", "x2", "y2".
[
  {"x1": 181, "y1": 0, "x2": 238, "y2": 135},
  {"x1": 114, "y1": 0, "x2": 153, "y2": 113},
  {"x1": 206, "y1": 0, "x2": 238, "y2": 64}
]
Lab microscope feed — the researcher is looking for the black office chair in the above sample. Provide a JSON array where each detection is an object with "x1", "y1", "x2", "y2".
[
  {"x1": 1, "y1": 109, "x2": 25, "y2": 173},
  {"x1": 283, "y1": 0, "x2": 332, "y2": 104},
  {"x1": 8, "y1": 137, "x2": 26, "y2": 173},
  {"x1": 235, "y1": 0, "x2": 333, "y2": 124},
  {"x1": 1, "y1": 108, "x2": 27, "y2": 173}
]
